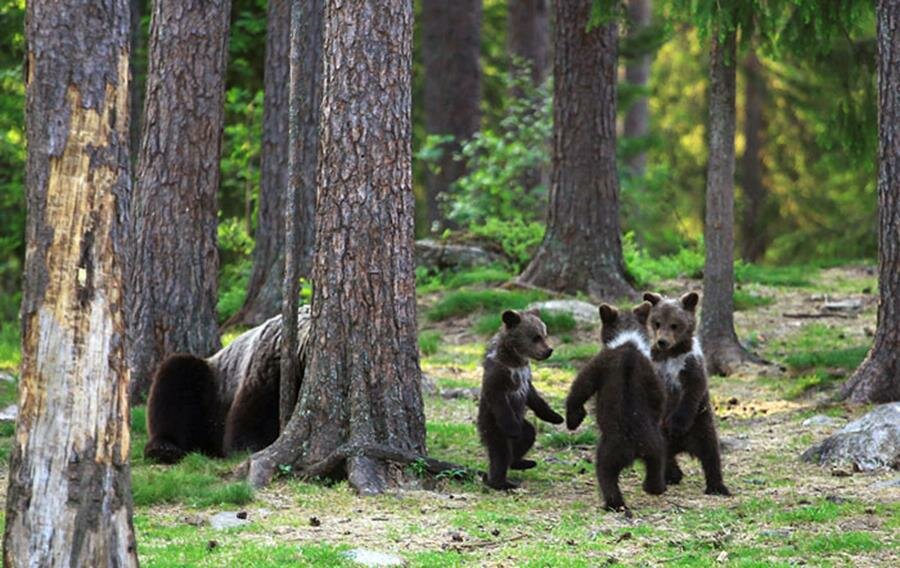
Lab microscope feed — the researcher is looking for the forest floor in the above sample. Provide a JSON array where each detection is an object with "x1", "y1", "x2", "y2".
[{"x1": 0, "y1": 264, "x2": 898, "y2": 566}]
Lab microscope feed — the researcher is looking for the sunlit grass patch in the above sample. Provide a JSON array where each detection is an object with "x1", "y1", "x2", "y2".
[
  {"x1": 542, "y1": 429, "x2": 597, "y2": 449},
  {"x1": 773, "y1": 499, "x2": 853, "y2": 524},
  {"x1": 0, "y1": 321, "x2": 20, "y2": 372},
  {"x1": 427, "y1": 289, "x2": 546, "y2": 321},
  {"x1": 131, "y1": 453, "x2": 253, "y2": 508},
  {"x1": 417, "y1": 265, "x2": 513, "y2": 295}
]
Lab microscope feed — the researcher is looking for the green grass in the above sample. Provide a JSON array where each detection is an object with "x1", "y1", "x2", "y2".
[
  {"x1": 548, "y1": 343, "x2": 597, "y2": 367},
  {"x1": 0, "y1": 321, "x2": 20, "y2": 371},
  {"x1": 734, "y1": 289, "x2": 775, "y2": 311},
  {"x1": 735, "y1": 263, "x2": 815, "y2": 287},
  {"x1": 427, "y1": 288, "x2": 546, "y2": 321},
  {"x1": 131, "y1": 453, "x2": 253, "y2": 508},
  {"x1": 417, "y1": 265, "x2": 514, "y2": 294},
  {"x1": 419, "y1": 330, "x2": 443, "y2": 356},
  {"x1": 541, "y1": 429, "x2": 597, "y2": 449}
]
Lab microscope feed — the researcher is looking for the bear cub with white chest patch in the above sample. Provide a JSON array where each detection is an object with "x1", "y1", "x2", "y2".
[
  {"x1": 643, "y1": 291, "x2": 730, "y2": 496},
  {"x1": 478, "y1": 309, "x2": 564, "y2": 490},
  {"x1": 565, "y1": 302, "x2": 667, "y2": 510}
]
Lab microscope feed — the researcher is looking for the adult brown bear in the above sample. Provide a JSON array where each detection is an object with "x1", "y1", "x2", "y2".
[{"x1": 144, "y1": 307, "x2": 311, "y2": 463}]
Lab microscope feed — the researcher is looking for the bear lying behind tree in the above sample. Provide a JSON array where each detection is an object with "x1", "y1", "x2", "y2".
[
  {"x1": 478, "y1": 309, "x2": 564, "y2": 490},
  {"x1": 144, "y1": 307, "x2": 311, "y2": 464},
  {"x1": 565, "y1": 302, "x2": 668, "y2": 510},
  {"x1": 643, "y1": 292, "x2": 731, "y2": 496}
]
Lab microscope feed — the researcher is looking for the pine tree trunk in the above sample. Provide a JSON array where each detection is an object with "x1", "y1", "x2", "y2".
[
  {"x1": 4, "y1": 1, "x2": 138, "y2": 564},
  {"x1": 127, "y1": 0, "x2": 231, "y2": 401},
  {"x1": 842, "y1": 0, "x2": 900, "y2": 403},
  {"x1": 128, "y1": 0, "x2": 144, "y2": 162},
  {"x1": 422, "y1": 0, "x2": 482, "y2": 231},
  {"x1": 739, "y1": 51, "x2": 768, "y2": 262},
  {"x1": 247, "y1": 0, "x2": 426, "y2": 493},
  {"x1": 519, "y1": 0, "x2": 634, "y2": 301},
  {"x1": 507, "y1": 0, "x2": 549, "y2": 88},
  {"x1": 624, "y1": 0, "x2": 652, "y2": 176},
  {"x1": 699, "y1": 29, "x2": 758, "y2": 375}
]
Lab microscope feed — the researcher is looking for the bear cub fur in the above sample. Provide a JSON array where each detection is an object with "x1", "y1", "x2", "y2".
[
  {"x1": 478, "y1": 309, "x2": 564, "y2": 490},
  {"x1": 643, "y1": 291, "x2": 730, "y2": 496},
  {"x1": 565, "y1": 302, "x2": 667, "y2": 510}
]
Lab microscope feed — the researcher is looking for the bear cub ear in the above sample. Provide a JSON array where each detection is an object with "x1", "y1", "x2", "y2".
[
  {"x1": 502, "y1": 309, "x2": 522, "y2": 328},
  {"x1": 680, "y1": 292, "x2": 699, "y2": 313},
  {"x1": 598, "y1": 304, "x2": 618, "y2": 325},
  {"x1": 632, "y1": 301, "x2": 652, "y2": 324},
  {"x1": 643, "y1": 292, "x2": 662, "y2": 305}
]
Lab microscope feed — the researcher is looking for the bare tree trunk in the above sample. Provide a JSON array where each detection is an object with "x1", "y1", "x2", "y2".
[
  {"x1": 4, "y1": 1, "x2": 138, "y2": 564},
  {"x1": 129, "y1": 0, "x2": 144, "y2": 162},
  {"x1": 279, "y1": 0, "x2": 323, "y2": 429},
  {"x1": 422, "y1": 0, "x2": 482, "y2": 231},
  {"x1": 842, "y1": 0, "x2": 900, "y2": 403},
  {"x1": 739, "y1": 51, "x2": 768, "y2": 262},
  {"x1": 699, "y1": 29, "x2": 758, "y2": 375},
  {"x1": 127, "y1": 0, "x2": 231, "y2": 401},
  {"x1": 519, "y1": 0, "x2": 634, "y2": 301},
  {"x1": 247, "y1": 0, "x2": 426, "y2": 493},
  {"x1": 624, "y1": 0, "x2": 652, "y2": 176},
  {"x1": 507, "y1": 0, "x2": 549, "y2": 87}
]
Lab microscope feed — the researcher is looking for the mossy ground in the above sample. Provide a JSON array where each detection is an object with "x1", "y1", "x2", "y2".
[{"x1": 0, "y1": 264, "x2": 897, "y2": 566}]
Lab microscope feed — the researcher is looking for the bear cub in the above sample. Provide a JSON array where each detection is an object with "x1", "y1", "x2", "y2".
[
  {"x1": 643, "y1": 291, "x2": 730, "y2": 496},
  {"x1": 565, "y1": 302, "x2": 667, "y2": 510},
  {"x1": 478, "y1": 309, "x2": 564, "y2": 490}
]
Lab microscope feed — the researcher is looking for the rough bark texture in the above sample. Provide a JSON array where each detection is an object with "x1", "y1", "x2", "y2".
[
  {"x1": 422, "y1": 0, "x2": 482, "y2": 231},
  {"x1": 128, "y1": 0, "x2": 144, "y2": 162},
  {"x1": 519, "y1": 0, "x2": 634, "y2": 301},
  {"x1": 624, "y1": 0, "x2": 652, "y2": 176},
  {"x1": 699, "y1": 30, "x2": 757, "y2": 375},
  {"x1": 842, "y1": 0, "x2": 900, "y2": 403},
  {"x1": 247, "y1": 0, "x2": 427, "y2": 493},
  {"x1": 227, "y1": 0, "x2": 291, "y2": 327},
  {"x1": 127, "y1": 0, "x2": 231, "y2": 400},
  {"x1": 4, "y1": 1, "x2": 138, "y2": 565},
  {"x1": 739, "y1": 51, "x2": 768, "y2": 262},
  {"x1": 507, "y1": 0, "x2": 550, "y2": 87}
]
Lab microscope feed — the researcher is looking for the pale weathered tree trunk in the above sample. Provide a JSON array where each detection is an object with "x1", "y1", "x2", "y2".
[
  {"x1": 3, "y1": 1, "x2": 138, "y2": 564},
  {"x1": 127, "y1": 0, "x2": 231, "y2": 400},
  {"x1": 842, "y1": 0, "x2": 900, "y2": 403},
  {"x1": 422, "y1": 0, "x2": 482, "y2": 231},
  {"x1": 507, "y1": 0, "x2": 549, "y2": 87},
  {"x1": 739, "y1": 51, "x2": 768, "y2": 262},
  {"x1": 247, "y1": 0, "x2": 428, "y2": 492},
  {"x1": 699, "y1": 29, "x2": 758, "y2": 375},
  {"x1": 624, "y1": 0, "x2": 652, "y2": 176},
  {"x1": 519, "y1": 0, "x2": 634, "y2": 300}
]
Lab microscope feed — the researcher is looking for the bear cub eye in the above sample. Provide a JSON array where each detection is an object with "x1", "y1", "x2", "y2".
[
  {"x1": 670, "y1": 324, "x2": 679, "y2": 331},
  {"x1": 653, "y1": 321, "x2": 661, "y2": 329},
  {"x1": 532, "y1": 335, "x2": 542, "y2": 343}
]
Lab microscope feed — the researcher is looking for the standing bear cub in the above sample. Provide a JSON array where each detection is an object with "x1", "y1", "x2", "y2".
[
  {"x1": 643, "y1": 291, "x2": 730, "y2": 496},
  {"x1": 566, "y1": 302, "x2": 668, "y2": 510},
  {"x1": 478, "y1": 309, "x2": 564, "y2": 490}
]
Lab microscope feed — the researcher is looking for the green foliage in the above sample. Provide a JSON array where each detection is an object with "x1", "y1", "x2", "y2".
[
  {"x1": 468, "y1": 218, "x2": 546, "y2": 268},
  {"x1": 427, "y1": 289, "x2": 546, "y2": 322},
  {"x1": 418, "y1": 330, "x2": 442, "y2": 356},
  {"x1": 623, "y1": 232, "x2": 705, "y2": 287},
  {"x1": 734, "y1": 262, "x2": 814, "y2": 287},
  {"x1": 220, "y1": 87, "x2": 263, "y2": 223},
  {"x1": 0, "y1": 320, "x2": 20, "y2": 371},
  {"x1": 417, "y1": 265, "x2": 514, "y2": 295}
]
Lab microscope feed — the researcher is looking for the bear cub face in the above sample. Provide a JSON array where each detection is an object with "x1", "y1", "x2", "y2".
[
  {"x1": 498, "y1": 309, "x2": 553, "y2": 363},
  {"x1": 642, "y1": 292, "x2": 698, "y2": 354}
]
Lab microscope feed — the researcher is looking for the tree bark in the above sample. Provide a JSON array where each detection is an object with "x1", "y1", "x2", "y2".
[
  {"x1": 247, "y1": 0, "x2": 427, "y2": 493},
  {"x1": 519, "y1": 0, "x2": 634, "y2": 301},
  {"x1": 739, "y1": 51, "x2": 768, "y2": 262},
  {"x1": 128, "y1": 0, "x2": 144, "y2": 163},
  {"x1": 4, "y1": 1, "x2": 138, "y2": 564},
  {"x1": 507, "y1": 0, "x2": 549, "y2": 88},
  {"x1": 422, "y1": 0, "x2": 482, "y2": 231},
  {"x1": 699, "y1": 29, "x2": 758, "y2": 375},
  {"x1": 842, "y1": 0, "x2": 900, "y2": 404},
  {"x1": 127, "y1": 0, "x2": 231, "y2": 401},
  {"x1": 624, "y1": 0, "x2": 652, "y2": 176}
]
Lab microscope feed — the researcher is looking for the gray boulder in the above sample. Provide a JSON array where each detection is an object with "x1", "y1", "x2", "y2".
[
  {"x1": 801, "y1": 403, "x2": 900, "y2": 472},
  {"x1": 209, "y1": 511, "x2": 250, "y2": 530},
  {"x1": 526, "y1": 299, "x2": 599, "y2": 325},
  {"x1": 415, "y1": 240, "x2": 502, "y2": 271}
]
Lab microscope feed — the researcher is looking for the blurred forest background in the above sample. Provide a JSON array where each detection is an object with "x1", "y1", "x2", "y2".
[{"x1": 0, "y1": 0, "x2": 878, "y2": 330}]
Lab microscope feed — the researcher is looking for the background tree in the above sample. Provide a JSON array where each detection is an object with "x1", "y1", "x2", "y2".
[
  {"x1": 127, "y1": 0, "x2": 231, "y2": 400},
  {"x1": 507, "y1": 0, "x2": 549, "y2": 88},
  {"x1": 247, "y1": 0, "x2": 427, "y2": 493},
  {"x1": 3, "y1": 0, "x2": 137, "y2": 564},
  {"x1": 842, "y1": 0, "x2": 900, "y2": 403},
  {"x1": 738, "y1": 50, "x2": 769, "y2": 262},
  {"x1": 519, "y1": 1, "x2": 634, "y2": 300},
  {"x1": 623, "y1": 0, "x2": 652, "y2": 176},
  {"x1": 422, "y1": 0, "x2": 482, "y2": 230}
]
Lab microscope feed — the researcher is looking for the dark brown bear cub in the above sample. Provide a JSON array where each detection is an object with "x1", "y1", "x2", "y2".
[
  {"x1": 643, "y1": 291, "x2": 730, "y2": 496},
  {"x1": 478, "y1": 309, "x2": 564, "y2": 490},
  {"x1": 565, "y1": 303, "x2": 667, "y2": 510}
]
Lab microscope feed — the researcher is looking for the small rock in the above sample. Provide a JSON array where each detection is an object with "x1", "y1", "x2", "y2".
[
  {"x1": 440, "y1": 387, "x2": 480, "y2": 400},
  {"x1": 490, "y1": 528, "x2": 500, "y2": 537},
  {"x1": 209, "y1": 511, "x2": 250, "y2": 530},
  {"x1": 823, "y1": 299, "x2": 864, "y2": 313},
  {"x1": 825, "y1": 495, "x2": 847, "y2": 504},
  {"x1": 206, "y1": 540, "x2": 218, "y2": 551},
  {"x1": 759, "y1": 529, "x2": 792, "y2": 539},
  {"x1": 0, "y1": 404, "x2": 18, "y2": 422},
  {"x1": 342, "y1": 549, "x2": 406, "y2": 567},
  {"x1": 526, "y1": 299, "x2": 600, "y2": 325},
  {"x1": 309, "y1": 516, "x2": 321, "y2": 527},
  {"x1": 450, "y1": 532, "x2": 464, "y2": 543},
  {"x1": 871, "y1": 477, "x2": 900, "y2": 490},
  {"x1": 719, "y1": 436, "x2": 750, "y2": 453},
  {"x1": 0, "y1": 371, "x2": 14, "y2": 383},
  {"x1": 802, "y1": 403, "x2": 900, "y2": 472},
  {"x1": 235, "y1": 511, "x2": 248, "y2": 520},
  {"x1": 715, "y1": 551, "x2": 729, "y2": 563},
  {"x1": 802, "y1": 415, "x2": 840, "y2": 428}
]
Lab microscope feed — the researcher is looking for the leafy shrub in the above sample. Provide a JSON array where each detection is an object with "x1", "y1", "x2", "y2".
[
  {"x1": 623, "y1": 232, "x2": 705, "y2": 287},
  {"x1": 427, "y1": 289, "x2": 546, "y2": 321},
  {"x1": 418, "y1": 330, "x2": 442, "y2": 356}
]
